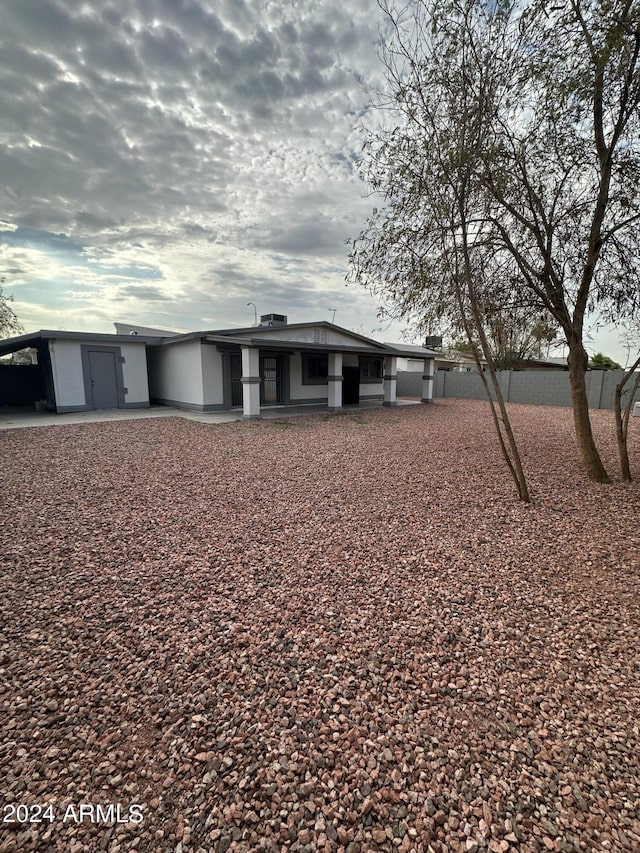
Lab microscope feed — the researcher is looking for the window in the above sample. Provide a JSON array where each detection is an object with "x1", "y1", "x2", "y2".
[
  {"x1": 360, "y1": 356, "x2": 384, "y2": 382},
  {"x1": 302, "y1": 353, "x2": 328, "y2": 385}
]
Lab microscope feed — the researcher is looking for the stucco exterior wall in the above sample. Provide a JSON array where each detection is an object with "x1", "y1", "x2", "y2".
[
  {"x1": 201, "y1": 345, "x2": 225, "y2": 407},
  {"x1": 48, "y1": 338, "x2": 150, "y2": 410},
  {"x1": 289, "y1": 352, "x2": 328, "y2": 401},
  {"x1": 49, "y1": 340, "x2": 86, "y2": 408},
  {"x1": 148, "y1": 340, "x2": 204, "y2": 407},
  {"x1": 360, "y1": 381, "x2": 384, "y2": 398}
]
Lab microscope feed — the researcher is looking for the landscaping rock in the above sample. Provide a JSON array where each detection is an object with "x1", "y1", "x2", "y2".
[{"x1": 0, "y1": 402, "x2": 638, "y2": 853}]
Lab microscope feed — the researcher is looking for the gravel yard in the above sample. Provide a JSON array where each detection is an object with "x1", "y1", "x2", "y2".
[{"x1": 1, "y1": 399, "x2": 639, "y2": 853}]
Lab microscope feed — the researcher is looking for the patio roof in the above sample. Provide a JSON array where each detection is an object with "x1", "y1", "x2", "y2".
[{"x1": 201, "y1": 334, "x2": 438, "y2": 358}]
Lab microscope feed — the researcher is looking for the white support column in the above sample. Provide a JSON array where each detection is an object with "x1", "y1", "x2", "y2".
[
  {"x1": 327, "y1": 352, "x2": 343, "y2": 411},
  {"x1": 241, "y1": 346, "x2": 261, "y2": 419},
  {"x1": 383, "y1": 356, "x2": 397, "y2": 407},
  {"x1": 422, "y1": 357, "x2": 435, "y2": 403}
]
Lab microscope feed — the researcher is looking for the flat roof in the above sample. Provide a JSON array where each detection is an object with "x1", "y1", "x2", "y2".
[{"x1": 0, "y1": 330, "x2": 156, "y2": 357}]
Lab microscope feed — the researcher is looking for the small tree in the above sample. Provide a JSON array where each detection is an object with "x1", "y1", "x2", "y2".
[
  {"x1": 350, "y1": 0, "x2": 531, "y2": 501},
  {"x1": 0, "y1": 284, "x2": 22, "y2": 339},
  {"x1": 589, "y1": 352, "x2": 622, "y2": 369},
  {"x1": 450, "y1": 311, "x2": 558, "y2": 368}
]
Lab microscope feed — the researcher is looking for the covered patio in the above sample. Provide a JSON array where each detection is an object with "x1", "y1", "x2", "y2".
[{"x1": 208, "y1": 336, "x2": 436, "y2": 419}]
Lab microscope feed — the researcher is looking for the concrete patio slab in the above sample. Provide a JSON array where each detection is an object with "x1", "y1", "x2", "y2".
[{"x1": 0, "y1": 399, "x2": 421, "y2": 430}]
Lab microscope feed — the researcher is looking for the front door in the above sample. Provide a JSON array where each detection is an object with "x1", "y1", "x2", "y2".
[
  {"x1": 343, "y1": 365, "x2": 360, "y2": 405},
  {"x1": 88, "y1": 350, "x2": 120, "y2": 409},
  {"x1": 260, "y1": 356, "x2": 283, "y2": 405}
]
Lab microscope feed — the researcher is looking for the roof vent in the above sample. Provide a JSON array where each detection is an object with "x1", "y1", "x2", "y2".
[{"x1": 260, "y1": 313, "x2": 287, "y2": 327}]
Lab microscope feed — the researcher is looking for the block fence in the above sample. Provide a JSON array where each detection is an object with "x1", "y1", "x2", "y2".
[{"x1": 397, "y1": 368, "x2": 640, "y2": 411}]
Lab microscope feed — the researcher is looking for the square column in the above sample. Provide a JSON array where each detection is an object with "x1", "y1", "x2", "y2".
[
  {"x1": 422, "y1": 357, "x2": 435, "y2": 403},
  {"x1": 383, "y1": 356, "x2": 397, "y2": 406},
  {"x1": 328, "y1": 352, "x2": 343, "y2": 411},
  {"x1": 241, "y1": 346, "x2": 261, "y2": 419}
]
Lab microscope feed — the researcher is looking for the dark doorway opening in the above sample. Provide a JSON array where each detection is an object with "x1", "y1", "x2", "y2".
[
  {"x1": 343, "y1": 366, "x2": 360, "y2": 405},
  {"x1": 230, "y1": 353, "x2": 243, "y2": 407}
]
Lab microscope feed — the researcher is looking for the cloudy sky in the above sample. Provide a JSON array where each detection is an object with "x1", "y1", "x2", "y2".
[{"x1": 0, "y1": 0, "x2": 630, "y2": 361}]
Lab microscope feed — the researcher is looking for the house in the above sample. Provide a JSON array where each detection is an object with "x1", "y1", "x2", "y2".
[
  {"x1": 398, "y1": 349, "x2": 568, "y2": 373},
  {"x1": 0, "y1": 315, "x2": 438, "y2": 418},
  {"x1": 394, "y1": 343, "x2": 484, "y2": 373}
]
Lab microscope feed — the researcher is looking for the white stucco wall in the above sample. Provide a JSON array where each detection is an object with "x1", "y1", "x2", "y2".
[
  {"x1": 201, "y1": 345, "x2": 225, "y2": 406},
  {"x1": 360, "y1": 353, "x2": 384, "y2": 398},
  {"x1": 360, "y1": 380, "x2": 384, "y2": 397},
  {"x1": 289, "y1": 352, "x2": 328, "y2": 401},
  {"x1": 49, "y1": 340, "x2": 86, "y2": 408},
  {"x1": 147, "y1": 339, "x2": 204, "y2": 406},
  {"x1": 49, "y1": 339, "x2": 150, "y2": 409},
  {"x1": 120, "y1": 343, "x2": 150, "y2": 404},
  {"x1": 396, "y1": 357, "x2": 424, "y2": 372}
]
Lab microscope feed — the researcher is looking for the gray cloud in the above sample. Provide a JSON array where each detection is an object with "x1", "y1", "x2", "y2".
[
  {"x1": 0, "y1": 0, "x2": 396, "y2": 338},
  {"x1": 256, "y1": 215, "x2": 352, "y2": 257},
  {"x1": 118, "y1": 284, "x2": 171, "y2": 300}
]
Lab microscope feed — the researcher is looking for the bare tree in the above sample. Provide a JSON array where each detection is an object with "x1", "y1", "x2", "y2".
[{"x1": 0, "y1": 283, "x2": 22, "y2": 339}]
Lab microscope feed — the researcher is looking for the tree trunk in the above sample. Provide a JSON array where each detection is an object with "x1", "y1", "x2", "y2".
[
  {"x1": 484, "y1": 362, "x2": 531, "y2": 502},
  {"x1": 614, "y1": 383, "x2": 632, "y2": 481},
  {"x1": 567, "y1": 340, "x2": 610, "y2": 483},
  {"x1": 614, "y1": 354, "x2": 640, "y2": 481}
]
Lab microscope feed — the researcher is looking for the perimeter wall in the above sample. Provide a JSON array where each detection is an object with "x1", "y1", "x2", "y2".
[{"x1": 397, "y1": 369, "x2": 639, "y2": 410}]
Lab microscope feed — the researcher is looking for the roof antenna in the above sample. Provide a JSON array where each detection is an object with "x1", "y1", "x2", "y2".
[
  {"x1": 329, "y1": 308, "x2": 337, "y2": 324},
  {"x1": 247, "y1": 302, "x2": 257, "y2": 325}
]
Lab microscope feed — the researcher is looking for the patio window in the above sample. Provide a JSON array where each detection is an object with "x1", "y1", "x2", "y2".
[
  {"x1": 302, "y1": 353, "x2": 328, "y2": 384},
  {"x1": 360, "y1": 356, "x2": 383, "y2": 383}
]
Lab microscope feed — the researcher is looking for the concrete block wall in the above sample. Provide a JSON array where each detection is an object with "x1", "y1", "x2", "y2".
[
  {"x1": 434, "y1": 370, "x2": 488, "y2": 401},
  {"x1": 508, "y1": 371, "x2": 573, "y2": 407},
  {"x1": 397, "y1": 371, "x2": 423, "y2": 398},
  {"x1": 398, "y1": 369, "x2": 640, "y2": 411}
]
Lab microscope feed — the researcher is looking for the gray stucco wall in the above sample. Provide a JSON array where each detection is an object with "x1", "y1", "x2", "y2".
[{"x1": 397, "y1": 369, "x2": 639, "y2": 411}]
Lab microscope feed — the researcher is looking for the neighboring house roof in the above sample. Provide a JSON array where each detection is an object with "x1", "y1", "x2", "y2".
[
  {"x1": 399, "y1": 349, "x2": 570, "y2": 371},
  {"x1": 114, "y1": 322, "x2": 182, "y2": 337},
  {"x1": 399, "y1": 350, "x2": 481, "y2": 369},
  {"x1": 383, "y1": 342, "x2": 436, "y2": 357},
  {"x1": 524, "y1": 356, "x2": 568, "y2": 369}
]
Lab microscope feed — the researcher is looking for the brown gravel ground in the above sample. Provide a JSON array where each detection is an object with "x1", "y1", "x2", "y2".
[{"x1": 1, "y1": 399, "x2": 639, "y2": 853}]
